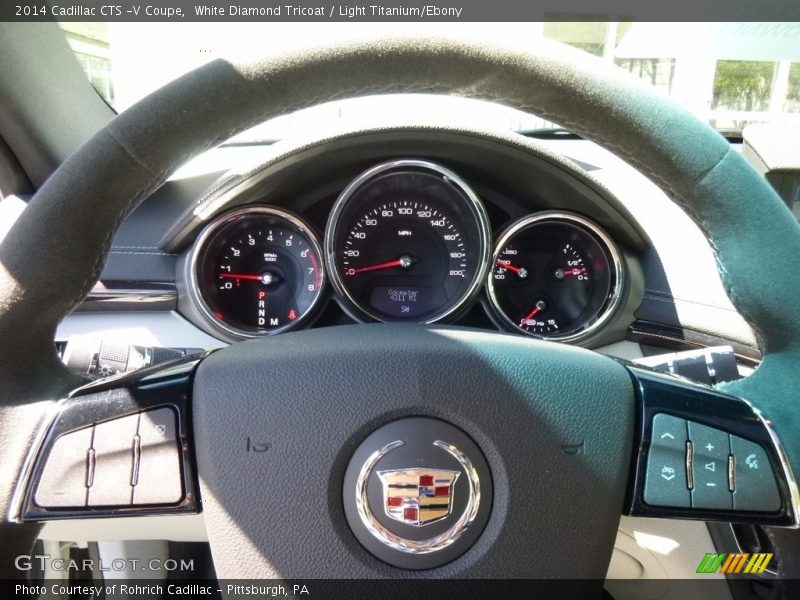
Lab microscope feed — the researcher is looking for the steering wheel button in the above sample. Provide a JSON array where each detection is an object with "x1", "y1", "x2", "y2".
[
  {"x1": 688, "y1": 421, "x2": 732, "y2": 510},
  {"x1": 34, "y1": 425, "x2": 94, "y2": 508},
  {"x1": 650, "y1": 414, "x2": 688, "y2": 451},
  {"x1": 730, "y1": 436, "x2": 781, "y2": 512},
  {"x1": 644, "y1": 414, "x2": 690, "y2": 507},
  {"x1": 132, "y1": 408, "x2": 183, "y2": 505},
  {"x1": 87, "y1": 413, "x2": 139, "y2": 506}
]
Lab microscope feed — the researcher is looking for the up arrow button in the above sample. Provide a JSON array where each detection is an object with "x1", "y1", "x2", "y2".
[{"x1": 644, "y1": 414, "x2": 690, "y2": 508}]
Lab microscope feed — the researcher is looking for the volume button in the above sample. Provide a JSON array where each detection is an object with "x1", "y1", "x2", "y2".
[
  {"x1": 728, "y1": 454, "x2": 735, "y2": 492},
  {"x1": 86, "y1": 414, "x2": 138, "y2": 506},
  {"x1": 686, "y1": 441, "x2": 694, "y2": 490},
  {"x1": 86, "y1": 448, "x2": 96, "y2": 488},
  {"x1": 131, "y1": 434, "x2": 141, "y2": 487}
]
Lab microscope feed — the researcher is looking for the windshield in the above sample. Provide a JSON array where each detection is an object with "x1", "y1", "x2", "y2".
[{"x1": 60, "y1": 22, "x2": 800, "y2": 141}]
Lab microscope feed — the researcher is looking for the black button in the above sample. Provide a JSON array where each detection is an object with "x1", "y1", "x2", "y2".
[
  {"x1": 34, "y1": 426, "x2": 93, "y2": 508},
  {"x1": 87, "y1": 414, "x2": 139, "y2": 506},
  {"x1": 688, "y1": 421, "x2": 732, "y2": 510},
  {"x1": 132, "y1": 408, "x2": 183, "y2": 505},
  {"x1": 730, "y1": 436, "x2": 781, "y2": 512},
  {"x1": 644, "y1": 414, "x2": 690, "y2": 507}
]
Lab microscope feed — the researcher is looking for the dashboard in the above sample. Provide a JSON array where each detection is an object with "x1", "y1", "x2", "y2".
[
  {"x1": 49, "y1": 124, "x2": 758, "y2": 360},
  {"x1": 183, "y1": 158, "x2": 625, "y2": 344},
  {"x1": 159, "y1": 128, "x2": 647, "y2": 348}
]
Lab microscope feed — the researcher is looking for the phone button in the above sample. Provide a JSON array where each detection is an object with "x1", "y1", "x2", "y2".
[{"x1": 730, "y1": 435, "x2": 781, "y2": 512}]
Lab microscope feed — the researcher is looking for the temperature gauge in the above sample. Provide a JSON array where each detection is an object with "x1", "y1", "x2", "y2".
[{"x1": 487, "y1": 212, "x2": 623, "y2": 342}]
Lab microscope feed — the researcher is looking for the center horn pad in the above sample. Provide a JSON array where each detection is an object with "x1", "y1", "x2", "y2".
[{"x1": 343, "y1": 417, "x2": 492, "y2": 569}]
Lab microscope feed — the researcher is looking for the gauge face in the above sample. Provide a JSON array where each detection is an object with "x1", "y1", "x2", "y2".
[
  {"x1": 189, "y1": 207, "x2": 325, "y2": 338},
  {"x1": 326, "y1": 160, "x2": 491, "y2": 322},
  {"x1": 487, "y1": 213, "x2": 622, "y2": 341}
]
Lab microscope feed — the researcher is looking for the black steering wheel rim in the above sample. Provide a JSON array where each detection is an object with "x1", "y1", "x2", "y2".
[{"x1": 1, "y1": 33, "x2": 799, "y2": 579}]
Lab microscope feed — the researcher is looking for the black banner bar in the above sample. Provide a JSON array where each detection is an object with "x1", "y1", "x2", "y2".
[
  {"x1": 2, "y1": 578, "x2": 763, "y2": 600},
  {"x1": 4, "y1": 0, "x2": 800, "y2": 22}
]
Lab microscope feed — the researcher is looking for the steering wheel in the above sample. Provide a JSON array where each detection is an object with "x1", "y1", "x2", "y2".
[{"x1": 2, "y1": 35, "x2": 799, "y2": 585}]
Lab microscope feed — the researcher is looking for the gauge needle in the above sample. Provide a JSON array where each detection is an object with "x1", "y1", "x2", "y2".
[
  {"x1": 347, "y1": 255, "x2": 415, "y2": 276},
  {"x1": 554, "y1": 267, "x2": 587, "y2": 279},
  {"x1": 220, "y1": 273, "x2": 262, "y2": 281},
  {"x1": 522, "y1": 299, "x2": 547, "y2": 323},
  {"x1": 496, "y1": 259, "x2": 528, "y2": 279},
  {"x1": 220, "y1": 273, "x2": 275, "y2": 284}
]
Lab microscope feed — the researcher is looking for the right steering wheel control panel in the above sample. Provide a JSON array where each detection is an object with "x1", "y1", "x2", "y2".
[
  {"x1": 645, "y1": 414, "x2": 781, "y2": 512},
  {"x1": 628, "y1": 366, "x2": 797, "y2": 526}
]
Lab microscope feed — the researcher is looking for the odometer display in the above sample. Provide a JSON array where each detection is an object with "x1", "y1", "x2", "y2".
[
  {"x1": 189, "y1": 207, "x2": 325, "y2": 339},
  {"x1": 487, "y1": 213, "x2": 623, "y2": 342},
  {"x1": 326, "y1": 160, "x2": 490, "y2": 322}
]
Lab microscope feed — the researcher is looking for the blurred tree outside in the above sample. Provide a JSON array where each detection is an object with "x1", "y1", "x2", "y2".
[
  {"x1": 543, "y1": 21, "x2": 608, "y2": 56},
  {"x1": 787, "y1": 63, "x2": 800, "y2": 112},
  {"x1": 615, "y1": 58, "x2": 675, "y2": 92},
  {"x1": 712, "y1": 60, "x2": 776, "y2": 111}
]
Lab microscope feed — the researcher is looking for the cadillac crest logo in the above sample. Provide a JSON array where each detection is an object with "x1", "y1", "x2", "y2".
[
  {"x1": 353, "y1": 438, "x2": 482, "y2": 554},
  {"x1": 377, "y1": 468, "x2": 459, "y2": 526}
]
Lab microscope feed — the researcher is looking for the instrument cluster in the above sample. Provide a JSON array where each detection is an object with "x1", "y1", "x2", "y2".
[{"x1": 184, "y1": 159, "x2": 625, "y2": 343}]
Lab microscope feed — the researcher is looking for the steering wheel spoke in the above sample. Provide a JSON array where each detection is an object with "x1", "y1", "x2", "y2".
[
  {"x1": 624, "y1": 365, "x2": 799, "y2": 527},
  {"x1": 12, "y1": 356, "x2": 200, "y2": 522},
  {"x1": 11, "y1": 329, "x2": 798, "y2": 581}
]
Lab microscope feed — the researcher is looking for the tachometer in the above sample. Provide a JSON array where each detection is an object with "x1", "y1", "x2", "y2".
[
  {"x1": 325, "y1": 160, "x2": 491, "y2": 322},
  {"x1": 187, "y1": 207, "x2": 325, "y2": 339},
  {"x1": 487, "y1": 212, "x2": 623, "y2": 342}
]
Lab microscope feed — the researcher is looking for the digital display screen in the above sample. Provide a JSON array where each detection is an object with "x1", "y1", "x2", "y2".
[{"x1": 369, "y1": 285, "x2": 446, "y2": 319}]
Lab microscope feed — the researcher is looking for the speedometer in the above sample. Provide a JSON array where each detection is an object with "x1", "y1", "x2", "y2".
[{"x1": 325, "y1": 160, "x2": 491, "y2": 322}]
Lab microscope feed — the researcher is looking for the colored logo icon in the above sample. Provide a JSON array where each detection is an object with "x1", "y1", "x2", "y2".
[{"x1": 697, "y1": 553, "x2": 773, "y2": 574}]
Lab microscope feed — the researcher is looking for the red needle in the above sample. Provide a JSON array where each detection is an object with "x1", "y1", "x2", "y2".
[
  {"x1": 497, "y1": 260, "x2": 523, "y2": 274},
  {"x1": 562, "y1": 268, "x2": 587, "y2": 277},
  {"x1": 220, "y1": 273, "x2": 263, "y2": 281},
  {"x1": 523, "y1": 305, "x2": 543, "y2": 322},
  {"x1": 496, "y1": 259, "x2": 529, "y2": 279},
  {"x1": 347, "y1": 255, "x2": 413, "y2": 276},
  {"x1": 521, "y1": 299, "x2": 547, "y2": 323}
]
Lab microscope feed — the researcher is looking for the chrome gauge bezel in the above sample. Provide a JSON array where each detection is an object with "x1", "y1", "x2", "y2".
[
  {"x1": 486, "y1": 211, "x2": 624, "y2": 344},
  {"x1": 324, "y1": 159, "x2": 492, "y2": 324},
  {"x1": 186, "y1": 206, "x2": 326, "y2": 341}
]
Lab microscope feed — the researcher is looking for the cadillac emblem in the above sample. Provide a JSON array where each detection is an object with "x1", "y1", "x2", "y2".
[
  {"x1": 377, "y1": 468, "x2": 459, "y2": 526},
  {"x1": 354, "y1": 438, "x2": 481, "y2": 554}
]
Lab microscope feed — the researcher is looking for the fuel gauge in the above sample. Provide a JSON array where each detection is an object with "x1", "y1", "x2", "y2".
[{"x1": 487, "y1": 212, "x2": 623, "y2": 342}]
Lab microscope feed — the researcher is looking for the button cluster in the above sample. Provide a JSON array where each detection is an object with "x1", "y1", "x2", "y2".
[
  {"x1": 35, "y1": 408, "x2": 183, "y2": 509},
  {"x1": 644, "y1": 414, "x2": 781, "y2": 512}
]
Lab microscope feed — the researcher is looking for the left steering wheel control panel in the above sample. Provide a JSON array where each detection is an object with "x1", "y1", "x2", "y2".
[{"x1": 14, "y1": 358, "x2": 199, "y2": 521}]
